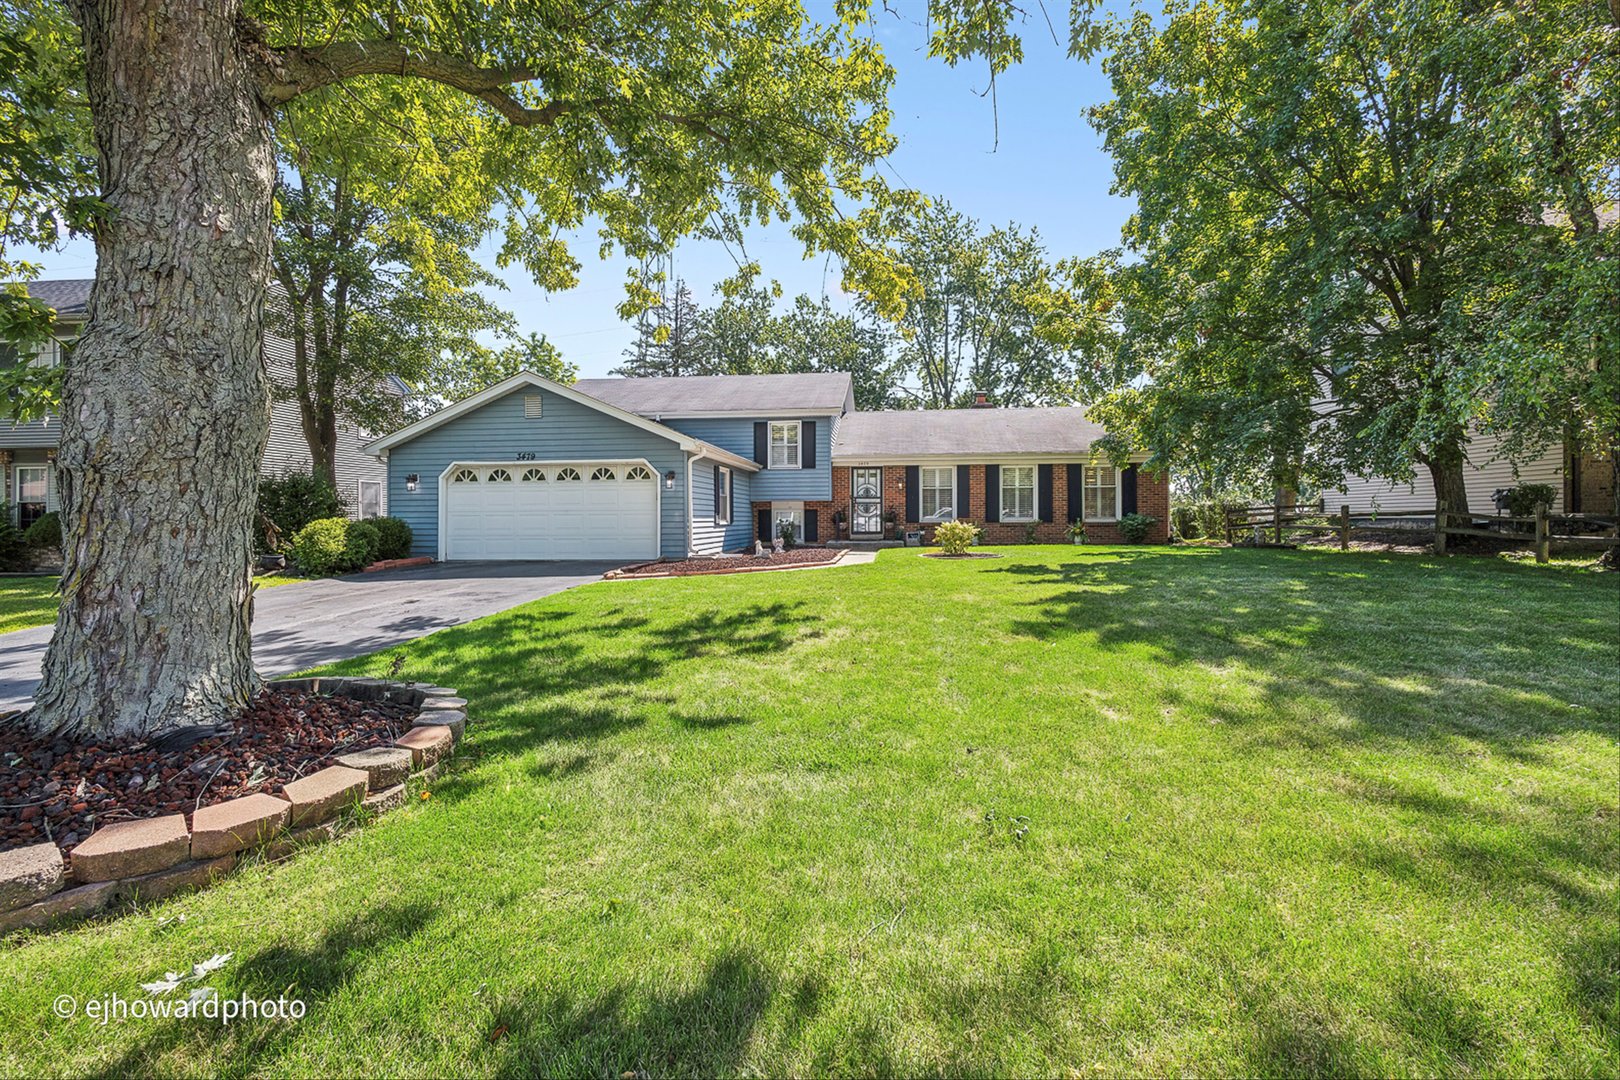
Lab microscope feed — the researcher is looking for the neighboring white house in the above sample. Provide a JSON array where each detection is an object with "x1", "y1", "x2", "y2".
[
  {"x1": 1329, "y1": 428, "x2": 1575, "y2": 514},
  {"x1": 0, "y1": 279, "x2": 398, "y2": 527}
]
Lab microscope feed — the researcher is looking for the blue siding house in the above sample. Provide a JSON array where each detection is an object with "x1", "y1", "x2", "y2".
[{"x1": 366, "y1": 371, "x2": 851, "y2": 562}]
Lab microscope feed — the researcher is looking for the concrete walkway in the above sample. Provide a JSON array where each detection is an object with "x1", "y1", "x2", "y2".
[{"x1": 0, "y1": 560, "x2": 617, "y2": 714}]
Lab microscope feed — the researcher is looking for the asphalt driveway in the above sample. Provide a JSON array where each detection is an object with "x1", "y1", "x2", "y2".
[{"x1": 0, "y1": 560, "x2": 618, "y2": 714}]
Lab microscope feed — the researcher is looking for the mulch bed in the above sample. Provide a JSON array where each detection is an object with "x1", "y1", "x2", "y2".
[
  {"x1": 0, "y1": 689, "x2": 417, "y2": 856},
  {"x1": 607, "y1": 548, "x2": 843, "y2": 578}
]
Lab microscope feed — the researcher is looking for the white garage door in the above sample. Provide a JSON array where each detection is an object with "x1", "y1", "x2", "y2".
[{"x1": 443, "y1": 462, "x2": 659, "y2": 561}]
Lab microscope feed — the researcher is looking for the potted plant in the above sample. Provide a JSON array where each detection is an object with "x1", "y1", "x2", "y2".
[
  {"x1": 834, "y1": 508, "x2": 848, "y2": 540},
  {"x1": 777, "y1": 519, "x2": 799, "y2": 549},
  {"x1": 883, "y1": 508, "x2": 898, "y2": 539},
  {"x1": 1066, "y1": 521, "x2": 1086, "y2": 545}
]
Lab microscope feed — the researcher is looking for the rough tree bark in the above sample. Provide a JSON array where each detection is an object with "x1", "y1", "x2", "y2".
[
  {"x1": 29, "y1": 0, "x2": 274, "y2": 739},
  {"x1": 1422, "y1": 434, "x2": 1472, "y2": 520}
]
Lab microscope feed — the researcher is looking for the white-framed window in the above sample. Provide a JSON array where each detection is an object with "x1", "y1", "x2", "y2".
[
  {"x1": 555, "y1": 467, "x2": 581, "y2": 481},
  {"x1": 625, "y1": 465, "x2": 654, "y2": 481},
  {"x1": 487, "y1": 468, "x2": 513, "y2": 482},
  {"x1": 1082, "y1": 465, "x2": 1119, "y2": 521},
  {"x1": 521, "y1": 467, "x2": 546, "y2": 482},
  {"x1": 357, "y1": 479, "x2": 383, "y2": 518},
  {"x1": 920, "y1": 466, "x2": 955, "y2": 522},
  {"x1": 589, "y1": 466, "x2": 617, "y2": 481},
  {"x1": 1000, "y1": 465, "x2": 1036, "y2": 522},
  {"x1": 14, "y1": 465, "x2": 47, "y2": 529},
  {"x1": 451, "y1": 467, "x2": 479, "y2": 483},
  {"x1": 769, "y1": 421, "x2": 802, "y2": 470},
  {"x1": 715, "y1": 466, "x2": 732, "y2": 526},
  {"x1": 771, "y1": 501, "x2": 804, "y2": 540}
]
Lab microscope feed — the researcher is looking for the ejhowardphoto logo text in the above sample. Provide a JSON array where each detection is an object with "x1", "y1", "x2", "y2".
[{"x1": 54, "y1": 992, "x2": 306, "y2": 1025}]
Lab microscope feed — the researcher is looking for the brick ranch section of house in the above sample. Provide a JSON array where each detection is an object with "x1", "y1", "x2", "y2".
[{"x1": 766, "y1": 402, "x2": 1171, "y2": 545}]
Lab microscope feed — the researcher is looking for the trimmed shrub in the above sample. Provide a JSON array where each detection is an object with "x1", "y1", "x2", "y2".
[
  {"x1": 0, "y1": 505, "x2": 26, "y2": 570},
  {"x1": 934, "y1": 519, "x2": 978, "y2": 556},
  {"x1": 1119, "y1": 512, "x2": 1159, "y2": 544},
  {"x1": 22, "y1": 511, "x2": 61, "y2": 551},
  {"x1": 346, "y1": 520, "x2": 381, "y2": 567},
  {"x1": 288, "y1": 516, "x2": 376, "y2": 576},
  {"x1": 257, "y1": 469, "x2": 344, "y2": 552},
  {"x1": 372, "y1": 516, "x2": 413, "y2": 560},
  {"x1": 1499, "y1": 483, "x2": 1558, "y2": 518}
]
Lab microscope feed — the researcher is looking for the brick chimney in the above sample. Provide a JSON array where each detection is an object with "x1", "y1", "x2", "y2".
[{"x1": 971, "y1": 389, "x2": 993, "y2": 408}]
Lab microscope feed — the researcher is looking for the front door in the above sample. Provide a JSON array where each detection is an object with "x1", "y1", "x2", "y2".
[{"x1": 851, "y1": 467, "x2": 883, "y2": 536}]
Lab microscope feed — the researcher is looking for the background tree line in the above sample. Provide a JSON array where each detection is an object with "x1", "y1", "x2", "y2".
[{"x1": 615, "y1": 199, "x2": 1114, "y2": 411}]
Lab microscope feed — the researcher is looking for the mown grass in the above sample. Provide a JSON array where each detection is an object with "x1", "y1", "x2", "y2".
[
  {"x1": 0, "y1": 576, "x2": 60, "y2": 635},
  {"x1": 2, "y1": 546, "x2": 1615, "y2": 1077},
  {"x1": 0, "y1": 571, "x2": 305, "y2": 637}
]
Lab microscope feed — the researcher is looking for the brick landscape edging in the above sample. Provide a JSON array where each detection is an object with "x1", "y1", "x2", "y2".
[{"x1": 0, "y1": 678, "x2": 464, "y2": 935}]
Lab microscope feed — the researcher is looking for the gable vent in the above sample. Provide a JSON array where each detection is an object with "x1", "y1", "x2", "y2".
[{"x1": 524, "y1": 394, "x2": 543, "y2": 419}]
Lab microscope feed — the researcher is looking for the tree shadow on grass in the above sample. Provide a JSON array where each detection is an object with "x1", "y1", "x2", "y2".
[
  {"x1": 395, "y1": 600, "x2": 817, "y2": 804},
  {"x1": 988, "y1": 547, "x2": 1619, "y2": 755},
  {"x1": 87, "y1": 899, "x2": 438, "y2": 1079},
  {"x1": 483, "y1": 949, "x2": 771, "y2": 1078}
]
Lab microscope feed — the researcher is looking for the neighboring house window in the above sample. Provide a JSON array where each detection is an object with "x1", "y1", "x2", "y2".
[
  {"x1": 1082, "y1": 465, "x2": 1119, "y2": 520},
  {"x1": 14, "y1": 465, "x2": 47, "y2": 529},
  {"x1": 920, "y1": 466, "x2": 955, "y2": 521},
  {"x1": 715, "y1": 466, "x2": 732, "y2": 526},
  {"x1": 1000, "y1": 465, "x2": 1036, "y2": 522},
  {"x1": 357, "y1": 479, "x2": 382, "y2": 518},
  {"x1": 769, "y1": 421, "x2": 802, "y2": 469}
]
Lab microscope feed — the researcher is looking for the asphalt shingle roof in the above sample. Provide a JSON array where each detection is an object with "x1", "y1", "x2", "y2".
[
  {"x1": 833, "y1": 407, "x2": 1108, "y2": 458},
  {"x1": 13, "y1": 279, "x2": 93, "y2": 316},
  {"x1": 573, "y1": 372, "x2": 852, "y2": 417}
]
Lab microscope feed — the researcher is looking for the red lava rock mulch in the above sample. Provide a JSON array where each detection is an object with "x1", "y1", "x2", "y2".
[
  {"x1": 607, "y1": 548, "x2": 844, "y2": 578},
  {"x1": 0, "y1": 689, "x2": 417, "y2": 856}
]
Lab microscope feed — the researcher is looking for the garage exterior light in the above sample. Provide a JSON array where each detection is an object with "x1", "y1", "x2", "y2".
[
  {"x1": 664, "y1": 470, "x2": 676, "y2": 489},
  {"x1": 405, "y1": 473, "x2": 419, "y2": 493}
]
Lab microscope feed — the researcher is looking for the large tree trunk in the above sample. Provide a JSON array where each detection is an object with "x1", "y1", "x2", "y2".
[
  {"x1": 1424, "y1": 436, "x2": 1472, "y2": 520},
  {"x1": 29, "y1": 0, "x2": 275, "y2": 740}
]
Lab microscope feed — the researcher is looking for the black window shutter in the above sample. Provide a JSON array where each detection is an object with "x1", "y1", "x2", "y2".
[
  {"x1": 802, "y1": 420, "x2": 817, "y2": 469},
  {"x1": 957, "y1": 464, "x2": 972, "y2": 519},
  {"x1": 756, "y1": 507, "x2": 771, "y2": 542},
  {"x1": 1038, "y1": 464, "x2": 1055, "y2": 523},
  {"x1": 754, "y1": 422, "x2": 769, "y2": 467},
  {"x1": 905, "y1": 465, "x2": 920, "y2": 523},
  {"x1": 712, "y1": 465, "x2": 722, "y2": 522},
  {"x1": 1066, "y1": 464, "x2": 1083, "y2": 523},
  {"x1": 805, "y1": 509, "x2": 818, "y2": 542},
  {"x1": 1122, "y1": 465, "x2": 1138, "y2": 515},
  {"x1": 984, "y1": 465, "x2": 1000, "y2": 523}
]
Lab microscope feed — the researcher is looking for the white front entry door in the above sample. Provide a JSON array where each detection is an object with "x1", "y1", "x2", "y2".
[{"x1": 443, "y1": 462, "x2": 659, "y2": 561}]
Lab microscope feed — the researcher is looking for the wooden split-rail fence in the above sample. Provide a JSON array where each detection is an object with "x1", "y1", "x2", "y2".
[{"x1": 1222, "y1": 498, "x2": 1620, "y2": 563}]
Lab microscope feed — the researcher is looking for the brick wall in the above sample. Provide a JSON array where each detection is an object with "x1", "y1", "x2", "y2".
[{"x1": 825, "y1": 464, "x2": 1171, "y2": 544}]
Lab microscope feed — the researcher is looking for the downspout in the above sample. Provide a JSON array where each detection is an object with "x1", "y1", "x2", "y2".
[{"x1": 685, "y1": 450, "x2": 697, "y2": 557}]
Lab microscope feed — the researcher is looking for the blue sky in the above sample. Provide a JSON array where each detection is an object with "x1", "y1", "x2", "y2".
[{"x1": 20, "y1": 6, "x2": 1131, "y2": 379}]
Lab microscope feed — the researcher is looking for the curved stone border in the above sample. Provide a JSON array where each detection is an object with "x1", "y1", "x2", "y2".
[{"x1": 0, "y1": 678, "x2": 465, "y2": 935}]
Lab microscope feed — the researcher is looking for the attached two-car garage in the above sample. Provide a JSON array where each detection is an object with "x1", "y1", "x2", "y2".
[{"x1": 441, "y1": 461, "x2": 660, "y2": 561}]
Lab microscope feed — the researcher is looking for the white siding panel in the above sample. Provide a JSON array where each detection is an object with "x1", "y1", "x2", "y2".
[{"x1": 1331, "y1": 431, "x2": 1566, "y2": 513}]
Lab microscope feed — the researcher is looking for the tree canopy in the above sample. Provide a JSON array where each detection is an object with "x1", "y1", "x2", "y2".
[{"x1": 1086, "y1": 0, "x2": 1617, "y2": 513}]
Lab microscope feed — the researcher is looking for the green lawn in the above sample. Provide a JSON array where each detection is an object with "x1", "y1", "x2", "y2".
[
  {"x1": 0, "y1": 572, "x2": 304, "y2": 636},
  {"x1": 0, "y1": 577, "x2": 60, "y2": 635},
  {"x1": 3, "y1": 547, "x2": 1615, "y2": 1076}
]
